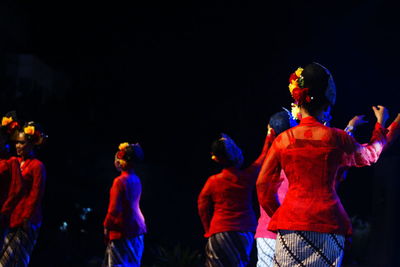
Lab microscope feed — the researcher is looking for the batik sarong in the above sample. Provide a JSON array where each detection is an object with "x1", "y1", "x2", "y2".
[
  {"x1": 0, "y1": 223, "x2": 40, "y2": 267},
  {"x1": 205, "y1": 231, "x2": 254, "y2": 267},
  {"x1": 274, "y1": 230, "x2": 344, "y2": 267},
  {"x1": 256, "y1": 237, "x2": 276, "y2": 267},
  {"x1": 103, "y1": 235, "x2": 144, "y2": 267}
]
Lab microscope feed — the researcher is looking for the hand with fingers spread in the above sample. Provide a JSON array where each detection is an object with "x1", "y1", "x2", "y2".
[
  {"x1": 372, "y1": 105, "x2": 389, "y2": 127},
  {"x1": 345, "y1": 115, "x2": 368, "y2": 136},
  {"x1": 348, "y1": 115, "x2": 368, "y2": 129}
]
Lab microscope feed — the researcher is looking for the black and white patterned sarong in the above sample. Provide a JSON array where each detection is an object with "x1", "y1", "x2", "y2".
[
  {"x1": 0, "y1": 223, "x2": 40, "y2": 267},
  {"x1": 205, "y1": 231, "x2": 254, "y2": 267},
  {"x1": 274, "y1": 230, "x2": 345, "y2": 267},
  {"x1": 103, "y1": 235, "x2": 144, "y2": 267},
  {"x1": 256, "y1": 237, "x2": 276, "y2": 267}
]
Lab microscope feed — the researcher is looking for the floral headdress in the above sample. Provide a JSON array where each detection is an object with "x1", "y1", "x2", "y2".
[
  {"x1": 23, "y1": 121, "x2": 47, "y2": 145},
  {"x1": 116, "y1": 142, "x2": 144, "y2": 168},
  {"x1": 1, "y1": 111, "x2": 20, "y2": 137},
  {"x1": 288, "y1": 67, "x2": 312, "y2": 120}
]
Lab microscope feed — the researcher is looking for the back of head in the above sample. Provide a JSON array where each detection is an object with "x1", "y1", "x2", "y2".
[
  {"x1": 211, "y1": 133, "x2": 244, "y2": 168},
  {"x1": 117, "y1": 142, "x2": 144, "y2": 164},
  {"x1": 269, "y1": 111, "x2": 292, "y2": 135},
  {"x1": 289, "y1": 62, "x2": 336, "y2": 118}
]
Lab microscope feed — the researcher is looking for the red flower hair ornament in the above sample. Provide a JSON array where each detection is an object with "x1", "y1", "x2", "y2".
[{"x1": 288, "y1": 67, "x2": 313, "y2": 120}]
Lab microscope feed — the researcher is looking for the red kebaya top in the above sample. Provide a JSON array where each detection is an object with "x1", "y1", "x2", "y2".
[
  {"x1": 8, "y1": 157, "x2": 46, "y2": 228},
  {"x1": 386, "y1": 121, "x2": 400, "y2": 149},
  {"x1": 104, "y1": 172, "x2": 147, "y2": 240},
  {"x1": 198, "y1": 132, "x2": 275, "y2": 238},
  {"x1": 0, "y1": 158, "x2": 22, "y2": 216},
  {"x1": 257, "y1": 116, "x2": 388, "y2": 237}
]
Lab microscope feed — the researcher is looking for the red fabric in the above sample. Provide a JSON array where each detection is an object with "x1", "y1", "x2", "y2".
[
  {"x1": 257, "y1": 116, "x2": 387, "y2": 237},
  {"x1": 8, "y1": 157, "x2": 46, "y2": 228},
  {"x1": 386, "y1": 121, "x2": 400, "y2": 149},
  {"x1": 198, "y1": 132, "x2": 275, "y2": 238},
  {"x1": 104, "y1": 172, "x2": 147, "y2": 240},
  {"x1": 255, "y1": 170, "x2": 288, "y2": 239},
  {"x1": 0, "y1": 158, "x2": 22, "y2": 216}
]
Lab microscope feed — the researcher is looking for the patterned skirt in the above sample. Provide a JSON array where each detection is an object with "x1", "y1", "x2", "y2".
[
  {"x1": 103, "y1": 235, "x2": 144, "y2": 267},
  {"x1": 205, "y1": 231, "x2": 254, "y2": 267},
  {"x1": 256, "y1": 238, "x2": 276, "y2": 267},
  {"x1": 0, "y1": 223, "x2": 40, "y2": 267},
  {"x1": 274, "y1": 230, "x2": 345, "y2": 267}
]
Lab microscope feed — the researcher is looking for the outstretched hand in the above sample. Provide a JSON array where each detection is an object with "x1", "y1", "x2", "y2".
[
  {"x1": 372, "y1": 105, "x2": 389, "y2": 127},
  {"x1": 348, "y1": 115, "x2": 368, "y2": 129}
]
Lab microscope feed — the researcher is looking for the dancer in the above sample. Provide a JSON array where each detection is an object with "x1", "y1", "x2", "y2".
[
  {"x1": 0, "y1": 121, "x2": 47, "y2": 267},
  {"x1": 0, "y1": 112, "x2": 22, "y2": 252},
  {"x1": 257, "y1": 63, "x2": 390, "y2": 267},
  {"x1": 255, "y1": 111, "x2": 292, "y2": 267},
  {"x1": 255, "y1": 112, "x2": 384, "y2": 266},
  {"x1": 198, "y1": 128, "x2": 275, "y2": 267},
  {"x1": 103, "y1": 142, "x2": 146, "y2": 267}
]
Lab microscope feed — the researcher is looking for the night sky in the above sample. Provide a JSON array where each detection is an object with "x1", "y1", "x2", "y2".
[{"x1": 1, "y1": 1, "x2": 400, "y2": 266}]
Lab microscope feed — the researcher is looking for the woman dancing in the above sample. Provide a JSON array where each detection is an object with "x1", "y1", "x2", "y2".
[
  {"x1": 198, "y1": 128, "x2": 275, "y2": 267},
  {"x1": 257, "y1": 63, "x2": 390, "y2": 266},
  {"x1": 0, "y1": 112, "x2": 22, "y2": 252},
  {"x1": 1, "y1": 121, "x2": 47, "y2": 267},
  {"x1": 103, "y1": 142, "x2": 146, "y2": 267}
]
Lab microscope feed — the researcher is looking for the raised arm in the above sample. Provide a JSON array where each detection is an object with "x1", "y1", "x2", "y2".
[
  {"x1": 340, "y1": 106, "x2": 389, "y2": 167},
  {"x1": 249, "y1": 125, "x2": 276, "y2": 171}
]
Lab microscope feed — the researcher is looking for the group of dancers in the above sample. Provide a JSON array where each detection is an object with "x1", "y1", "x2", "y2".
[
  {"x1": 1, "y1": 62, "x2": 400, "y2": 267},
  {"x1": 198, "y1": 62, "x2": 400, "y2": 267}
]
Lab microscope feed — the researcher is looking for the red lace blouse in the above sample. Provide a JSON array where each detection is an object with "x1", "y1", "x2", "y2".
[{"x1": 257, "y1": 116, "x2": 388, "y2": 236}]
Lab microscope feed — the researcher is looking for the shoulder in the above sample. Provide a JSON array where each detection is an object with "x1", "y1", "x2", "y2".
[
  {"x1": 7, "y1": 156, "x2": 19, "y2": 164},
  {"x1": 31, "y1": 158, "x2": 45, "y2": 168}
]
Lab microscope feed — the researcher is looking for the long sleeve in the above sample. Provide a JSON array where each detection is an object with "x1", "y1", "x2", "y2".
[
  {"x1": 1, "y1": 159, "x2": 23, "y2": 215},
  {"x1": 385, "y1": 121, "x2": 400, "y2": 149},
  {"x1": 197, "y1": 178, "x2": 214, "y2": 236},
  {"x1": 104, "y1": 179, "x2": 124, "y2": 230},
  {"x1": 21, "y1": 162, "x2": 46, "y2": 221},
  {"x1": 339, "y1": 122, "x2": 388, "y2": 168},
  {"x1": 256, "y1": 140, "x2": 283, "y2": 218}
]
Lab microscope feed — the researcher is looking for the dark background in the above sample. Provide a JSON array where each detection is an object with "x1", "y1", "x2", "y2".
[{"x1": 1, "y1": 1, "x2": 400, "y2": 266}]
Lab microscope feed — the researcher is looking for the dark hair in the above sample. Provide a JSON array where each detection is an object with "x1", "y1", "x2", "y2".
[
  {"x1": 22, "y1": 121, "x2": 47, "y2": 146},
  {"x1": 300, "y1": 63, "x2": 334, "y2": 117},
  {"x1": 269, "y1": 111, "x2": 291, "y2": 135},
  {"x1": 211, "y1": 133, "x2": 243, "y2": 168},
  {"x1": 119, "y1": 143, "x2": 144, "y2": 163}
]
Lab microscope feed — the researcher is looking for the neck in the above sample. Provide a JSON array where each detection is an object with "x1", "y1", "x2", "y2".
[
  {"x1": 300, "y1": 107, "x2": 326, "y2": 123},
  {"x1": 122, "y1": 168, "x2": 135, "y2": 175}
]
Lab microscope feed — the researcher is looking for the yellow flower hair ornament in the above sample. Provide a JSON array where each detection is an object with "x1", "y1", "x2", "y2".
[
  {"x1": 1, "y1": 111, "x2": 20, "y2": 136},
  {"x1": 117, "y1": 142, "x2": 131, "y2": 162},
  {"x1": 22, "y1": 122, "x2": 47, "y2": 145},
  {"x1": 24, "y1": 125, "x2": 35, "y2": 136},
  {"x1": 2, "y1": 116, "x2": 13, "y2": 127}
]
